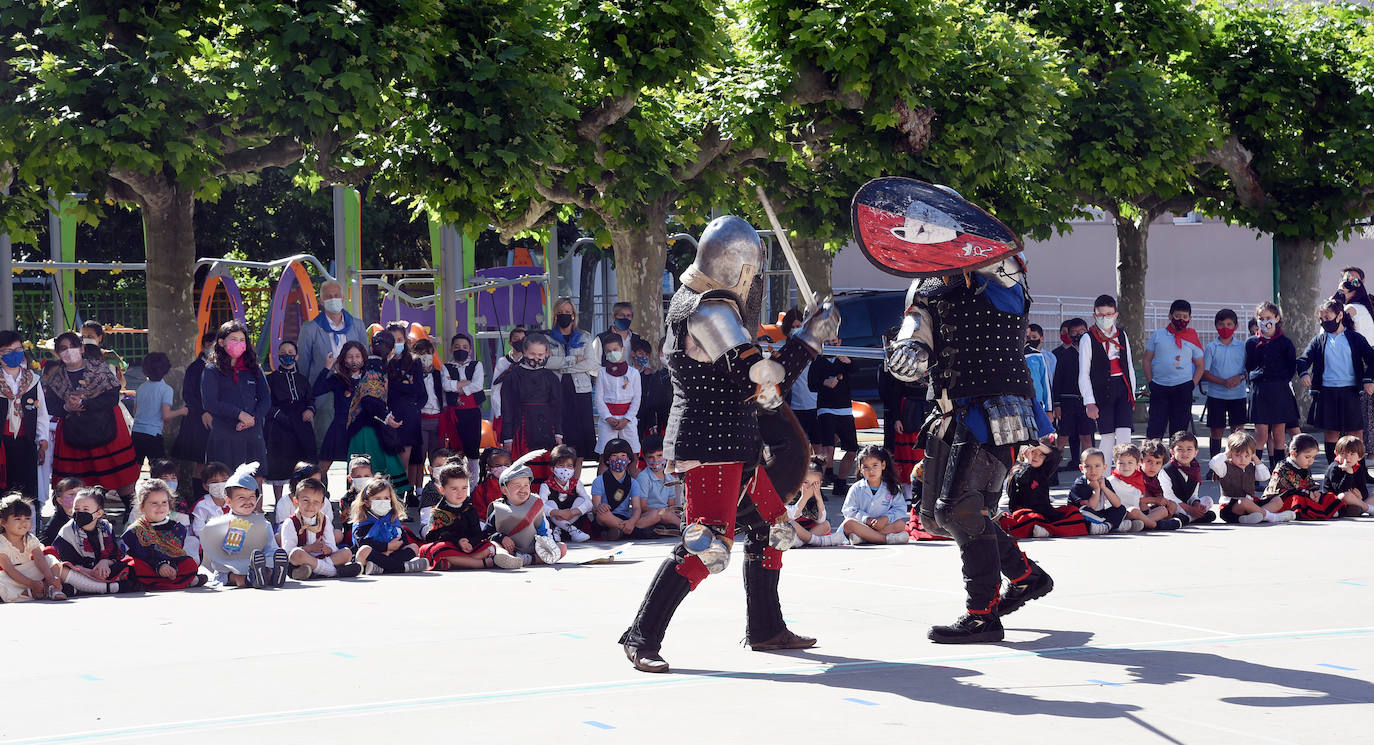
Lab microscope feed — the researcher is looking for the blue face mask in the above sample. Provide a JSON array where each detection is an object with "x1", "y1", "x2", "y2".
[
  {"x1": 1, "y1": 349, "x2": 25, "y2": 369},
  {"x1": 278, "y1": 354, "x2": 296, "y2": 368},
  {"x1": 632, "y1": 355, "x2": 650, "y2": 368},
  {"x1": 614, "y1": 317, "x2": 632, "y2": 331},
  {"x1": 393, "y1": 342, "x2": 405, "y2": 356}
]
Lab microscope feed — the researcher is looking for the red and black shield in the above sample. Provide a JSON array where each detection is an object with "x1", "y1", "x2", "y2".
[{"x1": 851, "y1": 177, "x2": 1023, "y2": 278}]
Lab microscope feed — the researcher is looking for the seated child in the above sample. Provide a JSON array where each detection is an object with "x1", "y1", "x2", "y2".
[
  {"x1": 634, "y1": 436, "x2": 683, "y2": 538},
  {"x1": 199, "y1": 462, "x2": 289, "y2": 588},
  {"x1": 41, "y1": 477, "x2": 84, "y2": 545},
  {"x1": 1136, "y1": 439, "x2": 1184, "y2": 530},
  {"x1": 274, "y1": 461, "x2": 326, "y2": 524},
  {"x1": 590, "y1": 438, "x2": 643, "y2": 540},
  {"x1": 0, "y1": 494, "x2": 68, "y2": 601},
  {"x1": 188, "y1": 461, "x2": 232, "y2": 559},
  {"x1": 417, "y1": 447, "x2": 457, "y2": 529},
  {"x1": 488, "y1": 452, "x2": 566, "y2": 566},
  {"x1": 997, "y1": 438, "x2": 1093, "y2": 538},
  {"x1": 419, "y1": 463, "x2": 523, "y2": 570},
  {"x1": 351, "y1": 477, "x2": 428, "y2": 574},
  {"x1": 125, "y1": 459, "x2": 182, "y2": 525},
  {"x1": 120, "y1": 479, "x2": 207, "y2": 590},
  {"x1": 1068, "y1": 448, "x2": 1130, "y2": 532},
  {"x1": 840, "y1": 445, "x2": 910, "y2": 545},
  {"x1": 52, "y1": 487, "x2": 130, "y2": 595},
  {"x1": 1325, "y1": 435, "x2": 1374, "y2": 517},
  {"x1": 1107, "y1": 444, "x2": 1177, "y2": 531},
  {"x1": 279, "y1": 477, "x2": 363, "y2": 579},
  {"x1": 1209, "y1": 430, "x2": 1292, "y2": 524},
  {"x1": 471, "y1": 447, "x2": 510, "y2": 519},
  {"x1": 1163, "y1": 431, "x2": 1216, "y2": 523},
  {"x1": 339, "y1": 455, "x2": 375, "y2": 544},
  {"x1": 790, "y1": 457, "x2": 846, "y2": 546},
  {"x1": 539, "y1": 444, "x2": 594, "y2": 542},
  {"x1": 1264, "y1": 433, "x2": 1341, "y2": 521}
]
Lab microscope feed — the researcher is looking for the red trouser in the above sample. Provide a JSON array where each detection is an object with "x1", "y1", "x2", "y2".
[
  {"x1": 676, "y1": 463, "x2": 788, "y2": 587},
  {"x1": 125, "y1": 556, "x2": 200, "y2": 591}
]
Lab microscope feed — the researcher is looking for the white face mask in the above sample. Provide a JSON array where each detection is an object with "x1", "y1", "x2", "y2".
[
  {"x1": 323, "y1": 298, "x2": 345, "y2": 314},
  {"x1": 351, "y1": 476, "x2": 371, "y2": 491},
  {"x1": 60, "y1": 348, "x2": 83, "y2": 365},
  {"x1": 606, "y1": 350, "x2": 624, "y2": 364},
  {"x1": 302, "y1": 513, "x2": 320, "y2": 526},
  {"x1": 1095, "y1": 315, "x2": 1116, "y2": 333},
  {"x1": 368, "y1": 499, "x2": 392, "y2": 517},
  {"x1": 207, "y1": 482, "x2": 227, "y2": 500},
  {"x1": 419, "y1": 354, "x2": 433, "y2": 368},
  {"x1": 553, "y1": 466, "x2": 575, "y2": 483}
]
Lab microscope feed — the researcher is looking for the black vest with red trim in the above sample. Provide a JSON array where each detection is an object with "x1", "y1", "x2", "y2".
[
  {"x1": 1087, "y1": 330, "x2": 1133, "y2": 402},
  {"x1": 438, "y1": 361, "x2": 483, "y2": 409},
  {"x1": 544, "y1": 477, "x2": 580, "y2": 511}
]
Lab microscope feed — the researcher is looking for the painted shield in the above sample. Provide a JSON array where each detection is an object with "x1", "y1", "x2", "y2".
[{"x1": 851, "y1": 177, "x2": 1022, "y2": 278}]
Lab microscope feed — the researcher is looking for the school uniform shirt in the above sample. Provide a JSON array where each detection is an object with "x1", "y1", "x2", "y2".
[
  {"x1": 790, "y1": 362, "x2": 818, "y2": 410},
  {"x1": 1146, "y1": 328, "x2": 1203, "y2": 387},
  {"x1": 1107, "y1": 474, "x2": 1146, "y2": 510},
  {"x1": 840, "y1": 480, "x2": 907, "y2": 523},
  {"x1": 592, "y1": 471, "x2": 642, "y2": 519},
  {"x1": 1203, "y1": 337, "x2": 1248, "y2": 400},
  {"x1": 634, "y1": 468, "x2": 677, "y2": 511},
  {"x1": 539, "y1": 479, "x2": 593, "y2": 519},
  {"x1": 1067, "y1": 475, "x2": 1117, "y2": 510},
  {"x1": 1207, "y1": 453, "x2": 1270, "y2": 501},
  {"x1": 131, "y1": 379, "x2": 174, "y2": 436},
  {"x1": 1322, "y1": 332, "x2": 1356, "y2": 387},
  {"x1": 277, "y1": 511, "x2": 339, "y2": 556}
]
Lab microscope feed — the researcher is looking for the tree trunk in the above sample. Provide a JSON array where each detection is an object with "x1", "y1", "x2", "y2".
[
  {"x1": 1276, "y1": 235, "x2": 1322, "y2": 413},
  {"x1": 141, "y1": 185, "x2": 199, "y2": 401},
  {"x1": 578, "y1": 251, "x2": 599, "y2": 329},
  {"x1": 608, "y1": 219, "x2": 668, "y2": 353},
  {"x1": 1114, "y1": 216, "x2": 1149, "y2": 373},
  {"x1": 788, "y1": 235, "x2": 834, "y2": 305}
]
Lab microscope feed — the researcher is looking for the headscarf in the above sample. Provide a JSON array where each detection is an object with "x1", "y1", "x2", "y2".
[
  {"x1": 347, "y1": 357, "x2": 388, "y2": 429},
  {"x1": 43, "y1": 359, "x2": 119, "y2": 403}
]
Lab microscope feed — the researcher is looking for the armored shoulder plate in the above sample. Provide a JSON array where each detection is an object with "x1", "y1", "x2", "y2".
[{"x1": 687, "y1": 299, "x2": 751, "y2": 362}]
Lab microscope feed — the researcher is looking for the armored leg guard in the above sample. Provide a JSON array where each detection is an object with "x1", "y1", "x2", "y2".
[
  {"x1": 620, "y1": 553, "x2": 694, "y2": 667},
  {"x1": 743, "y1": 530, "x2": 815, "y2": 651}
]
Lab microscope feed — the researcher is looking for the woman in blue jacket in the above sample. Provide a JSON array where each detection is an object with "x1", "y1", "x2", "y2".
[{"x1": 200, "y1": 321, "x2": 270, "y2": 472}]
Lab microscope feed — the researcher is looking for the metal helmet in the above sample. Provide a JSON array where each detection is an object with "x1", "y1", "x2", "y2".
[{"x1": 680, "y1": 216, "x2": 764, "y2": 304}]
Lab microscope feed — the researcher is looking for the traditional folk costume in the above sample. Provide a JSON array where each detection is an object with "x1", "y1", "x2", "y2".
[
  {"x1": 44, "y1": 360, "x2": 140, "y2": 492},
  {"x1": 53, "y1": 516, "x2": 130, "y2": 594},
  {"x1": 436, "y1": 356, "x2": 485, "y2": 460},
  {"x1": 538, "y1": 475, "x2": 594, "y2": 538},
  {"x1": 0, "y1": 363, "x2": 48, "y2": 498},
  {"x1": 264, "y1": 364, "x2": 317, "y2": 483},
  {"x1": 279, "y1": 511, "x2": 345, "y2": 577},
  {"x1": 620, "y1": 216, "x2": 832, "y2": 673},
  {"x1": 594, "y1": 360, "x2": 641, "y2": 454},
  {"x1": 1325, "y1": 460, "x2": 1373, "y2": 517},
  {"x1": 1265, "y1": 458, "x2": 1341, "y2": 521},
  {"x1": 1208, "y1": 453, "x2": 1272, "y2": 524},
  {"x1": 347, "y1": 357, "x2": 410, "y2": 495},
  {"x1": 997, "y1": 446, "x2": 1088, "y2": 538},
  {"x1": 499, "y1": 359, "x2": 561, "y2": 484},
  {"x1": 120, "y1": 517, "x2": 202, "y2": 590},
  {"x1": 418, "y1": 498, "x2": 494, "y2": 567}
]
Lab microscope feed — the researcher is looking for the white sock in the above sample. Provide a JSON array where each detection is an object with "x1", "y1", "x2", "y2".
[
  {"x1": 1262, "y1": 510, "x2": 1283, "y2": 523},
  {"x1": 315, "y1": 557, "x2": 337, "y2": 577},
  {"x1": 1365, "y1": 504, "x2": 1374, "y2": 515},
  {"x1": 1098, "y1": 434, "x2": 1117, "y2": 467},
  {"x1": 1115, "y1": 427, "x2": 1133, "y2": 446},
  {"x1": 64, "y1": 572, "x2": 110, "y2": 594}
]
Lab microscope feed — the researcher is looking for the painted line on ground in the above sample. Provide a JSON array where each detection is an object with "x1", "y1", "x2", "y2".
[
  {"x1": 1318, "y1": 663, "x2": 1356, "y2": 671},
  {"x1": 843, "y1": 697, "x2": 878, "y2": 705},
  {"x1": 583, "y1": 721, "x2": 615, "y2": 730},
  {"x1": 12, "y1": 626, "x2": 1373, "y2": 744}
]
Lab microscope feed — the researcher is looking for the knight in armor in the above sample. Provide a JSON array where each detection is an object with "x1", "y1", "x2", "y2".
[
  {"x1": 620, "y1": 216, "x2": 840, "y2": 673},
  {"x1": 886, "y1": 252, "x2": 1057, "y2": 643}
]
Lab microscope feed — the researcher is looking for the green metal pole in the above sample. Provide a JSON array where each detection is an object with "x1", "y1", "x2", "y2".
[{"x1": 428, "y1": 219, "x2": 445, "y2": 343}]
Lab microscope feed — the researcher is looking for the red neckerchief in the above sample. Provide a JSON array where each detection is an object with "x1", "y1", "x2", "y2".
[
  {"x1": 545, "y1": 476, "x2": 576, "y2": 495},
  {"x1": 604, "y1": 362, "x2": 628, "y2": 377},
  {"x1": 1112, "y1": 468, "x2": 1147, "y2": 496},
  {"x1": 1090, "y1": 325, "x2": 1124, "y2": 352},
  {"x1": 1167, "y1": 457, "x2": 1201, "y2": 484},
  {"x1": 1255, "y1": 327, "x2": 1284, "y2": 349},
  {"x1": 1166, "y1": 324, "x2": 1202, "y2": 350},
  {"x1": 1141, "y1": 472, "x2": 1164, "y2": 500},
  {"x1": 231, "y1": 356, "x2": 249, "y2": 383}
]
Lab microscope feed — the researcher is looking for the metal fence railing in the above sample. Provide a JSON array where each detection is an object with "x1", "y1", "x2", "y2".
[{"x1": 1029, "y1": 295, "x2": 1255, "y2": 353}]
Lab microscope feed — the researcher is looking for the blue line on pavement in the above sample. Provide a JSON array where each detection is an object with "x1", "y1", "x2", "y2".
[
  {"x1": 583, "y1": 721, "x2": 615, "y2": 730},
  {"x1": 1317, "y1": 663, "x2": 1355, "y2": 671},
  {"x1": 844, "y1": 697, "x2": 878, "y2": 705}
]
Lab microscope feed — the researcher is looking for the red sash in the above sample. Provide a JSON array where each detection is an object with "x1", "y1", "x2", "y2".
[
  {"x1": 506, "y1": 498, "x2": 546, "y2": 537},
  {"x1": 606, "y1": 401, "x2": 631, "y2": 416}
]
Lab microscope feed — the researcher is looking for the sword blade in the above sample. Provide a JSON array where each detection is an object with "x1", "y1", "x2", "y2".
[{"x1": 755, "y1": 185, "x2": 817, "y2": 311}]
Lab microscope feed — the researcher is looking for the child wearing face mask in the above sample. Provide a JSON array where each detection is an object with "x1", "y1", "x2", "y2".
[
  {"x1": 490, "y1": 326, "x2": 527, "y2": 439},
  {"x1": 1202, "y1": 309, "x2": 1248, "y2": 461},
  {"x1": 417, "y1": 447, "x2": 456, "y2": 529},
  {"x1": 41, "y1": 477, "x2": 83, "y2": 545},
  {"x1": 263, "y1": 341, "x2": 316, "y2": 505},
  {"x1": 350, "y1": 477, "x2": 428, "y2": 575},
  {"x1": 198, "y1": 462, "x2": 289, "y2": 588},
  {"x1": 594, "y1": 336, "x2": 642, "y2": 458},
  {"x1": 339, "y1": 455, "x2": 375, "y2": 544},
  {"x1": 1245, "y1": 302, "x2": 1300, "y2": 468},
  {"x1": 633, "y1": 436, "x2": 683, "y2": 537},
  {"x1": 279, "y1": 477, "x2": 364, "y2": 579},
  {"x1": 591, "y1": 438, "x2": 643, "y2": 540},
  {"x1": 1298, "y1": 299, "x2": 1374, "y2": 464},
  {"x1": 499, "y1": 334, "x2": 561, "y2": 482},
  {"x1": 52, "y1": 487, "x2": 130, "y2": 594},
  {"x1": 437, "y1": 332, "x2": 486, "y2": 477},
  {"x1": 313, "y1": 340, "x2": 369, "y2": 468},
  {"x1": 538, "y1": 444, "x2": 593, "y2": 542},
  {"x1": 1078, "y1": 294, "x2": 1136, "y2": 468},
  {"x1": 1143, "y1": 299, "x2": 1203, "y2": 440},
  {"x1": 472, "y1": 447, "x2": 510, "y2": 519},
  {"x1": 188, "y1": 461, "x2": 232, "y2": 560},
  {"x1": 633, "y1": 337, "x2": 671, "y2": 441}
]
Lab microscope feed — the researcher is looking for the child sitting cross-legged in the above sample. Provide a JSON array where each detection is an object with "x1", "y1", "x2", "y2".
[
  {"x1": 1107, "y1": 443, "x2": 1177, "y2": 531},
  {"x1": 1325, "y1": 435, "x2": 1374, "y2": 517},
  {"x1": 1209, "y1": 430, "x2": 1293, "y2": 524},
  {"x1": 488, "y1": 451, "x2": 566, "y2": 566},
  {"x1": 120, "y1": 479, "x2": 207, "y2": 590},
  {"x1": 351, "y1": 477, "x2": 429, "y2": 575},
  {"x1": 1263, "y1": 433, "x2": 1341, "y2": 521},
  {"x1": 279, "y1": 477, "x2": 364, "y2": 580},
  {"x1": 417, "y1": 447, "x2": 457, "y2": 529},
  {"x1": 199, "y1": 462, "x2": 290, "y2": 588},
  {"x1": 419, "y1": 462, "x2": 524, "y2": 570},
  {"x1": 590, "y1": 438, "x2": 643, "y2": 540},
  {"x1": 539, "y1": 444, "x2": 594, "y2": 542},
  {"x1": 634, "y1": 436, "x2": 684, "y2": 538},
  {"x1": 789, "y1": 457, "x2": 846, "y2": 546},
  {"x1": 52, "y1": 487, "x2": 131, "y2": 595},
  {"x1": 1163, "y1": 431, "x2": 1216, "y2": 524},
  {"x1": 1068, "y1": 448, "x2": 1130, "y2": 532},
  {"x1": 1136, "y1": 439, "x2": 1185, "y2": 530},
  {"x1": 997, "y1": 437, "x2": 1095, "y2": 538},
  {"x1": 840, "y1": 445, "x2": 910, "y2": 545},
  {"x1": 0, "y1": 494, "x2": 68, "y2": 601}
]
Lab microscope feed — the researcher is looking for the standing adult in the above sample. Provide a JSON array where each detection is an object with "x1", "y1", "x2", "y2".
[
  {"x1": 263, "y1": 340, "x2": 316, "y2": 503},
  {"x1": 45, "y1": 332, "x2": 140, "y2": 514},
  {"x1": 79, "y1": 320, "x2": 127, "y2": 387},
  {"x1": 1332, "y1": 267, "x2": 1374, "y2": 460},
  {"x1": 0, "y1": 331, "x2": 49, "y2": 499},
  {"x1": 171, "y1": 329, "x2": 217, "y2": 497},
  {"x1": 296, "y1": 280, "x2": 368, "y2": 466},
  {"x1": 589, "y1": 302, "x2": 646, "y2": 370},
  {"x1": 200, "y1": 321, "x2": 270, "y2": 472},
  {"x1": 1143, "y1": 299, "x2": 1204, "y2": 439},
  {"x1": 545, "y1": 298, "x2": 599, "y2": 463}
]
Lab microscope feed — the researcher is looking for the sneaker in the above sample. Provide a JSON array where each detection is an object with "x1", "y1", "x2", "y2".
[
  {"x1": 1156, "y1": 518, "x2": 1183, "y2": 531},
  {"x1": 1276, "y1": 510, "x2": 1297, "y2": 522},
  {"x1": 289, "y1": 564, "x2": 313, "y2": 581},
  {"x1": 1031, "y1": 525, "x2": 1051, "y2": 538},
  {"x1": 1088, "y1": 522, "x2": 1110, "y2": 535},
  {"x1": 810, "y1": 532, "x2": 849, "y2": 547},
  {"x1": 928, "y1": 612, "x2": 1004, "y2": 644},
  {"x1": 403, "y1": 557, "x2": 430, "y2": 573},
  {"x1": 846, "y1": 533, "x2": 864, "y2": 546},
  {"x1": 365, "y1": 561, "x2": 385, "y2": 575},
  {"x1": 248, "y1": 550, "x2": 268, "y2": 588},
  {"x1": 548, "y1": 526, "x2": 566, "y2": 543},
  {"x1": 516, "y1": 551, "x2": 535, "y2": 567},
  {"x1": 336, "y1": 562, "x2": 364, "y2": 578},
  {"x1": 270, "y1": 548, "x2": 290, "y2": 587},
  {"x1": 1238, "y1": 511, "x2": 1265, "y2": 525},
  {"x1": 884, "y1": 531, "x2": 911, "y2": 545},
  {"x1": 567, "y1": 526, "x2": 591, "y2": 542},
  {"x1": 492, "y1": 550, "x2": 525, "y2": 569},
  {"x1": 1130, "y1": 519, "x2": 1146, "y2": 532},
  {"x1": 1000, "y1": 569, "x2": 1054, "y2": 616},
  {"x1": 1196, "y1": 510, "x2": 1217, "y2": 524}
]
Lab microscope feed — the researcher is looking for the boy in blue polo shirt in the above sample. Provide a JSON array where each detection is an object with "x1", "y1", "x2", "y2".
[
  {"x1": 1202, "y1": 309, "x2": 1248, "y2": 460},
  {"x1": 1143, "y1": 299, "x2": 1204, "y2": 439}
]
